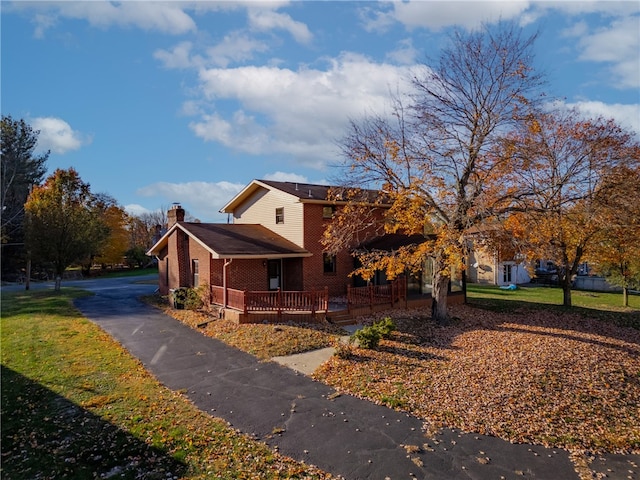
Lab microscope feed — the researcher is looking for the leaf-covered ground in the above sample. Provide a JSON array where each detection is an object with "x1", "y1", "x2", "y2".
[
  {"x1": 145, "y1": 294, "x2": 639, "y2": 454},
  {"x1": 314, "y1": 305, "x2": 640, "y2": 454},
  {"x1": 143, "y1": 295, "x2": 344, "y2": 360}
]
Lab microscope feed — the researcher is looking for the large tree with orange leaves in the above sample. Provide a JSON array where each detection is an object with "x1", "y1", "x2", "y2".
[
  {"x1": 324, "y1": 22, "x2": 544, "y2": 324},
  {"x1": 500, "y1": 110, "x2": 640, "y2": 306},
  {"x1": 586, "y1": 166, "x2": 640, "y2": 306}
]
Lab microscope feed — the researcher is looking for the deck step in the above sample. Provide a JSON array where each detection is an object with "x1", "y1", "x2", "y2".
[{"x1": 327, "y1": 314, "x2": 355, "y2": 326}]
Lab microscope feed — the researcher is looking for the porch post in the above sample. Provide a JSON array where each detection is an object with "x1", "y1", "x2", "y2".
[
  {"x1": 243, "y1": 290, "x2": 248, "y2": 315},
  {"x1": 223, "y1": 258, "x2": 233, "y2": 308},
  {"x1": 324, "y1": 286, "x2": 329, "y2": 312},
  {"x1": 277, "y1": 288, "x2": 282, "y2": 319}
]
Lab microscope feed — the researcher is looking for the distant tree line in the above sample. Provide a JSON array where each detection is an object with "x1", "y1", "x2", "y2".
[{"x1": 1, "y1": 114, "x2": 182, "y2": 290}]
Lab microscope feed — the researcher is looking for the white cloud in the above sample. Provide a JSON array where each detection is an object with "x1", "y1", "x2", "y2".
[
  {"x1": 189, "y1": 54, "x2": 413, "y2": 168},
  {"x1": 206, "y1": 31, "x2": 270, "y2": 67},
  {"x1": 16, "y1": 1, "x2": 197, "y2": 37},
  {"x1": 386, "y1": 38, "x2": 419, "y2": 65},
  {"x1": 124, "y1": 203, "x2": 153, "y2": 218},
  {"x1": 247, "y1": 8, "x2": 313, "y2": 44},
  {"x1": 534, "y1": 1, "x2": 639, "y2": 17},
  {"x1": 561, "y1": 20, "x2": 589, "y2": 39},
  {"x1": 31, "y1": 117, "x2": 90, "y2": 154},
  {"x1": 263, "y1": 172, "x2": 309, "y2": 183},
  {"x1": 562, "y1": 100, "x2": 640, "y2": 135},
  {"x1": 576, "y1": 15, "x2": 640, "y2": 89},
  {"x1": 33, "y1": 12, "x2": 57, "y2": 39},
  {"x1": 363, "y1": 1, "x2": 531, "y2": 32},
  {"x1": 137, "y1": 180, "x2": 244, "y2": 222},
  {"x1": 154, "y1": 41, "x2": 199, "y2": 69}
]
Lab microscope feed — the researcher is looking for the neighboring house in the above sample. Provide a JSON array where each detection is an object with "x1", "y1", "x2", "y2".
[
  {"x1": 147, "y1": 179, "x2": 464, "y2": 322},
  {"x1": 466, "y1": 226, "x2": 531, "y2": 286},
  {"x1": 467, "y1": 245, "x2": 531, "y2": 286}
]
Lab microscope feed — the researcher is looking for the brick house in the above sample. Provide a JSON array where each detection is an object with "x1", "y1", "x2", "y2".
[{"x1": 147, "y1": 179, "x2": 463, "y2": 322}]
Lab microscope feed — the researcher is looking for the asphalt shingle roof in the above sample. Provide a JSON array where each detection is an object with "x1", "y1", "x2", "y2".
[{"x1": 179, "y1": 222, "x2": 310, "y2": 257}]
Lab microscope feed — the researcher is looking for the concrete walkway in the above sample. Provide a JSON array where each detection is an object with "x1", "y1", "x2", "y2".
[{"x1": 67, "y1": 277, "x2": 637, "y2": 480}]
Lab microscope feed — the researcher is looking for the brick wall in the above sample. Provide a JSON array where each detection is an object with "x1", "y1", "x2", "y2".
[
  {"x1": 157, "y1": 245, "x2": 169, "y2": 295},
  {"x1": 301, "y1": 203, "x2": 386, "y2": 297},
  {"x1": 210, "y1": 258, "x2": 267, "y2": 291},
  {"x1": 157, "y1": 226, "x2": 213, "y2": 295}
]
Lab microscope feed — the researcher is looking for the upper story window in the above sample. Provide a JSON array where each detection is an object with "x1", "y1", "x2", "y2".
[
  {"x1": 322, "y1": 206, "x2": 335, "y2": 219},
  {"x1": 275, "y1": 207, "x2": 284, "y2": 224}
]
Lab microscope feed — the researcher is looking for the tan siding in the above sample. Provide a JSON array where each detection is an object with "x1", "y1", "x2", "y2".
[{"x1": 233, "y1": 187, "x2": 304, "y2": 246}]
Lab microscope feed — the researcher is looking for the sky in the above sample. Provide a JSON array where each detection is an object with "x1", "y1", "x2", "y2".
[{"x1": 2, "y1": 1, "x2": 639, "y2": 222}]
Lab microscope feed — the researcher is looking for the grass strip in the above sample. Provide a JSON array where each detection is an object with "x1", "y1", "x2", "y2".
[{"x1": 467, "y1": 284, "x2": 640, "y2": 328}]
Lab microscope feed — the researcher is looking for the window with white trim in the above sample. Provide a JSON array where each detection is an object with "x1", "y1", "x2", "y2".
[
  {"x1": 192, "y1": 259, "x2": 199, "y2": 287},
  {"x1": 275, "y1": 207, "x2": 284, "y2": 224}
]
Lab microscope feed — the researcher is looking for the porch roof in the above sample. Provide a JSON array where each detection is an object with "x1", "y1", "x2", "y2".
[
  {"x1": 147, "y1": 222, "x2": 312, "y2": 259},
  {"x1": 358, "y1": 233, "x2": 433, "y2": 251}
]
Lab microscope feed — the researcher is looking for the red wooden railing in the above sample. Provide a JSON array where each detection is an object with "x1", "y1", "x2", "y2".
[
  {"x1": 211, "y1": 278, "x2": 406, "y2": 316},
  {"x1": 347, "y1": 277, "x2": 406, "y2": 312},
  {"x1": 211, "y1": 285, "x2": 329, "y2": 316}
]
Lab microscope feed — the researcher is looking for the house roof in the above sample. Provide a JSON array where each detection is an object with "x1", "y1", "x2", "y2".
[
  {"x1": 220, "y1": 179, "x2": 388, "y2": 213},
  {"x1": 358, "y1": 233, "x2": 434, "y2": 251},
  {"x1": 147, "y1": 222, "x2": 312, "y2": 259}
]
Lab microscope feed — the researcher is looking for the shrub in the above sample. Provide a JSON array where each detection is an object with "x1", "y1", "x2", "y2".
[
  {"x1": 373, "y1": 317, "x2": 396, "y2": 338},
  {"x1": 353, "y1": 317, "x2": 396, "y2": 349},
  {"x1": 353, "y1": 325, "x2": 381, "y2": 349},
  {"x1": 173, "y1": 287, "x2": 203, "y2": 310}
]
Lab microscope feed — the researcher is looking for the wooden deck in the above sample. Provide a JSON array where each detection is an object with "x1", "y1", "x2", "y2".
[{"x1": 208, "y1": 279, "x2": 464, "y2": 325}]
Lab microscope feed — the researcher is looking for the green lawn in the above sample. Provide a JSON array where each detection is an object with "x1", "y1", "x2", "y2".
[
  {"x1": 1, "y1": 288, "x2": 332, "y2": 480},
  {"x1": 87, "y1": 266, "x2": 159, "y2": 279},
  {"x1": 467, "y1": 283, "x2": 640, "y2": 328}
]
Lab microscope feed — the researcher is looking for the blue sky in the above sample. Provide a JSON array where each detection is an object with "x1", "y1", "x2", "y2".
[{"x1": 2, "y1": 1, "x2": 639, "y2": 222}]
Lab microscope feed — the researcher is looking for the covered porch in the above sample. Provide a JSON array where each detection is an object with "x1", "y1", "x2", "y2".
[{"x1": 206, "y1": 277, "x2": 458, "y2": 324}]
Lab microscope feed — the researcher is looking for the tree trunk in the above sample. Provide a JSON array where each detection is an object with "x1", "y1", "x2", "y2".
[
  {"x1": 431, "y1": 271, "x2": 450, "y2": 325},
  {"x1": 623, "y1": 286, "x2": 629, "y2": 307},
  {"x1": 561, "y1": 275, "x2": 572, "y2": 307},
  {"x1": 55, "y1": 276, "x2": 62, "y2": 291},
  {"x1": 25, "y1": 258, "x2": 31, "y2": 291}
]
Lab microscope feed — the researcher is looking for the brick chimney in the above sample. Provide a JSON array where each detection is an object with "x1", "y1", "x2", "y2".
[{"x1": 167, "y1": 203, "x2": 185, "y2": 227}]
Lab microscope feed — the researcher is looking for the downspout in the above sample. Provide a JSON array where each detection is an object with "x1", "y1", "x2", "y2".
[{"x1": 223, "y1": 258, "x2": 233, "y2": 307}]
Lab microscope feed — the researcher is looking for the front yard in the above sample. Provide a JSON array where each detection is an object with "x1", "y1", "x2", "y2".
[
  {"x1": 153, "y1": 287, "x2": 640, "y2": 454},
  {"x1": 315, "y1": 304, "x2": 640, "y2": 453}
]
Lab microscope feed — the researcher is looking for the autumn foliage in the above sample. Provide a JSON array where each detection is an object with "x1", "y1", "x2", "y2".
[
  {"x1": 325, "y1": 22, "x2": 545, "y2": 323},
  {"x1": 498, "y1": 111, "x2": 640, "y2": 306}
]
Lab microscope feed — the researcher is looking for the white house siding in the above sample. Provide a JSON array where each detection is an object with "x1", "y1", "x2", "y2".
[
  {"x1": 233, "y1": 187, "x2": 304, "y2": 247},
  {"x1": 468, "y1": 247, "x2": 531, "y2": 286}
]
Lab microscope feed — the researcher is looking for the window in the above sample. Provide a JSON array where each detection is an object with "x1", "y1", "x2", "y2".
[
  {"x1": 323, "y1": 253, "x2": 336, "y2": 274},
  {"x1": 503, "y1": 264, "x2": 512, "y2": 284},
  {"x1": 192, "y1": 259, "x2": 199, "y2": 287},
  {"x1": 322, "y1": 206, "x2": 335, "y2": 219},
  {"x1": 275, "y1": 207, "x2": 284, "y2": 224}
]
